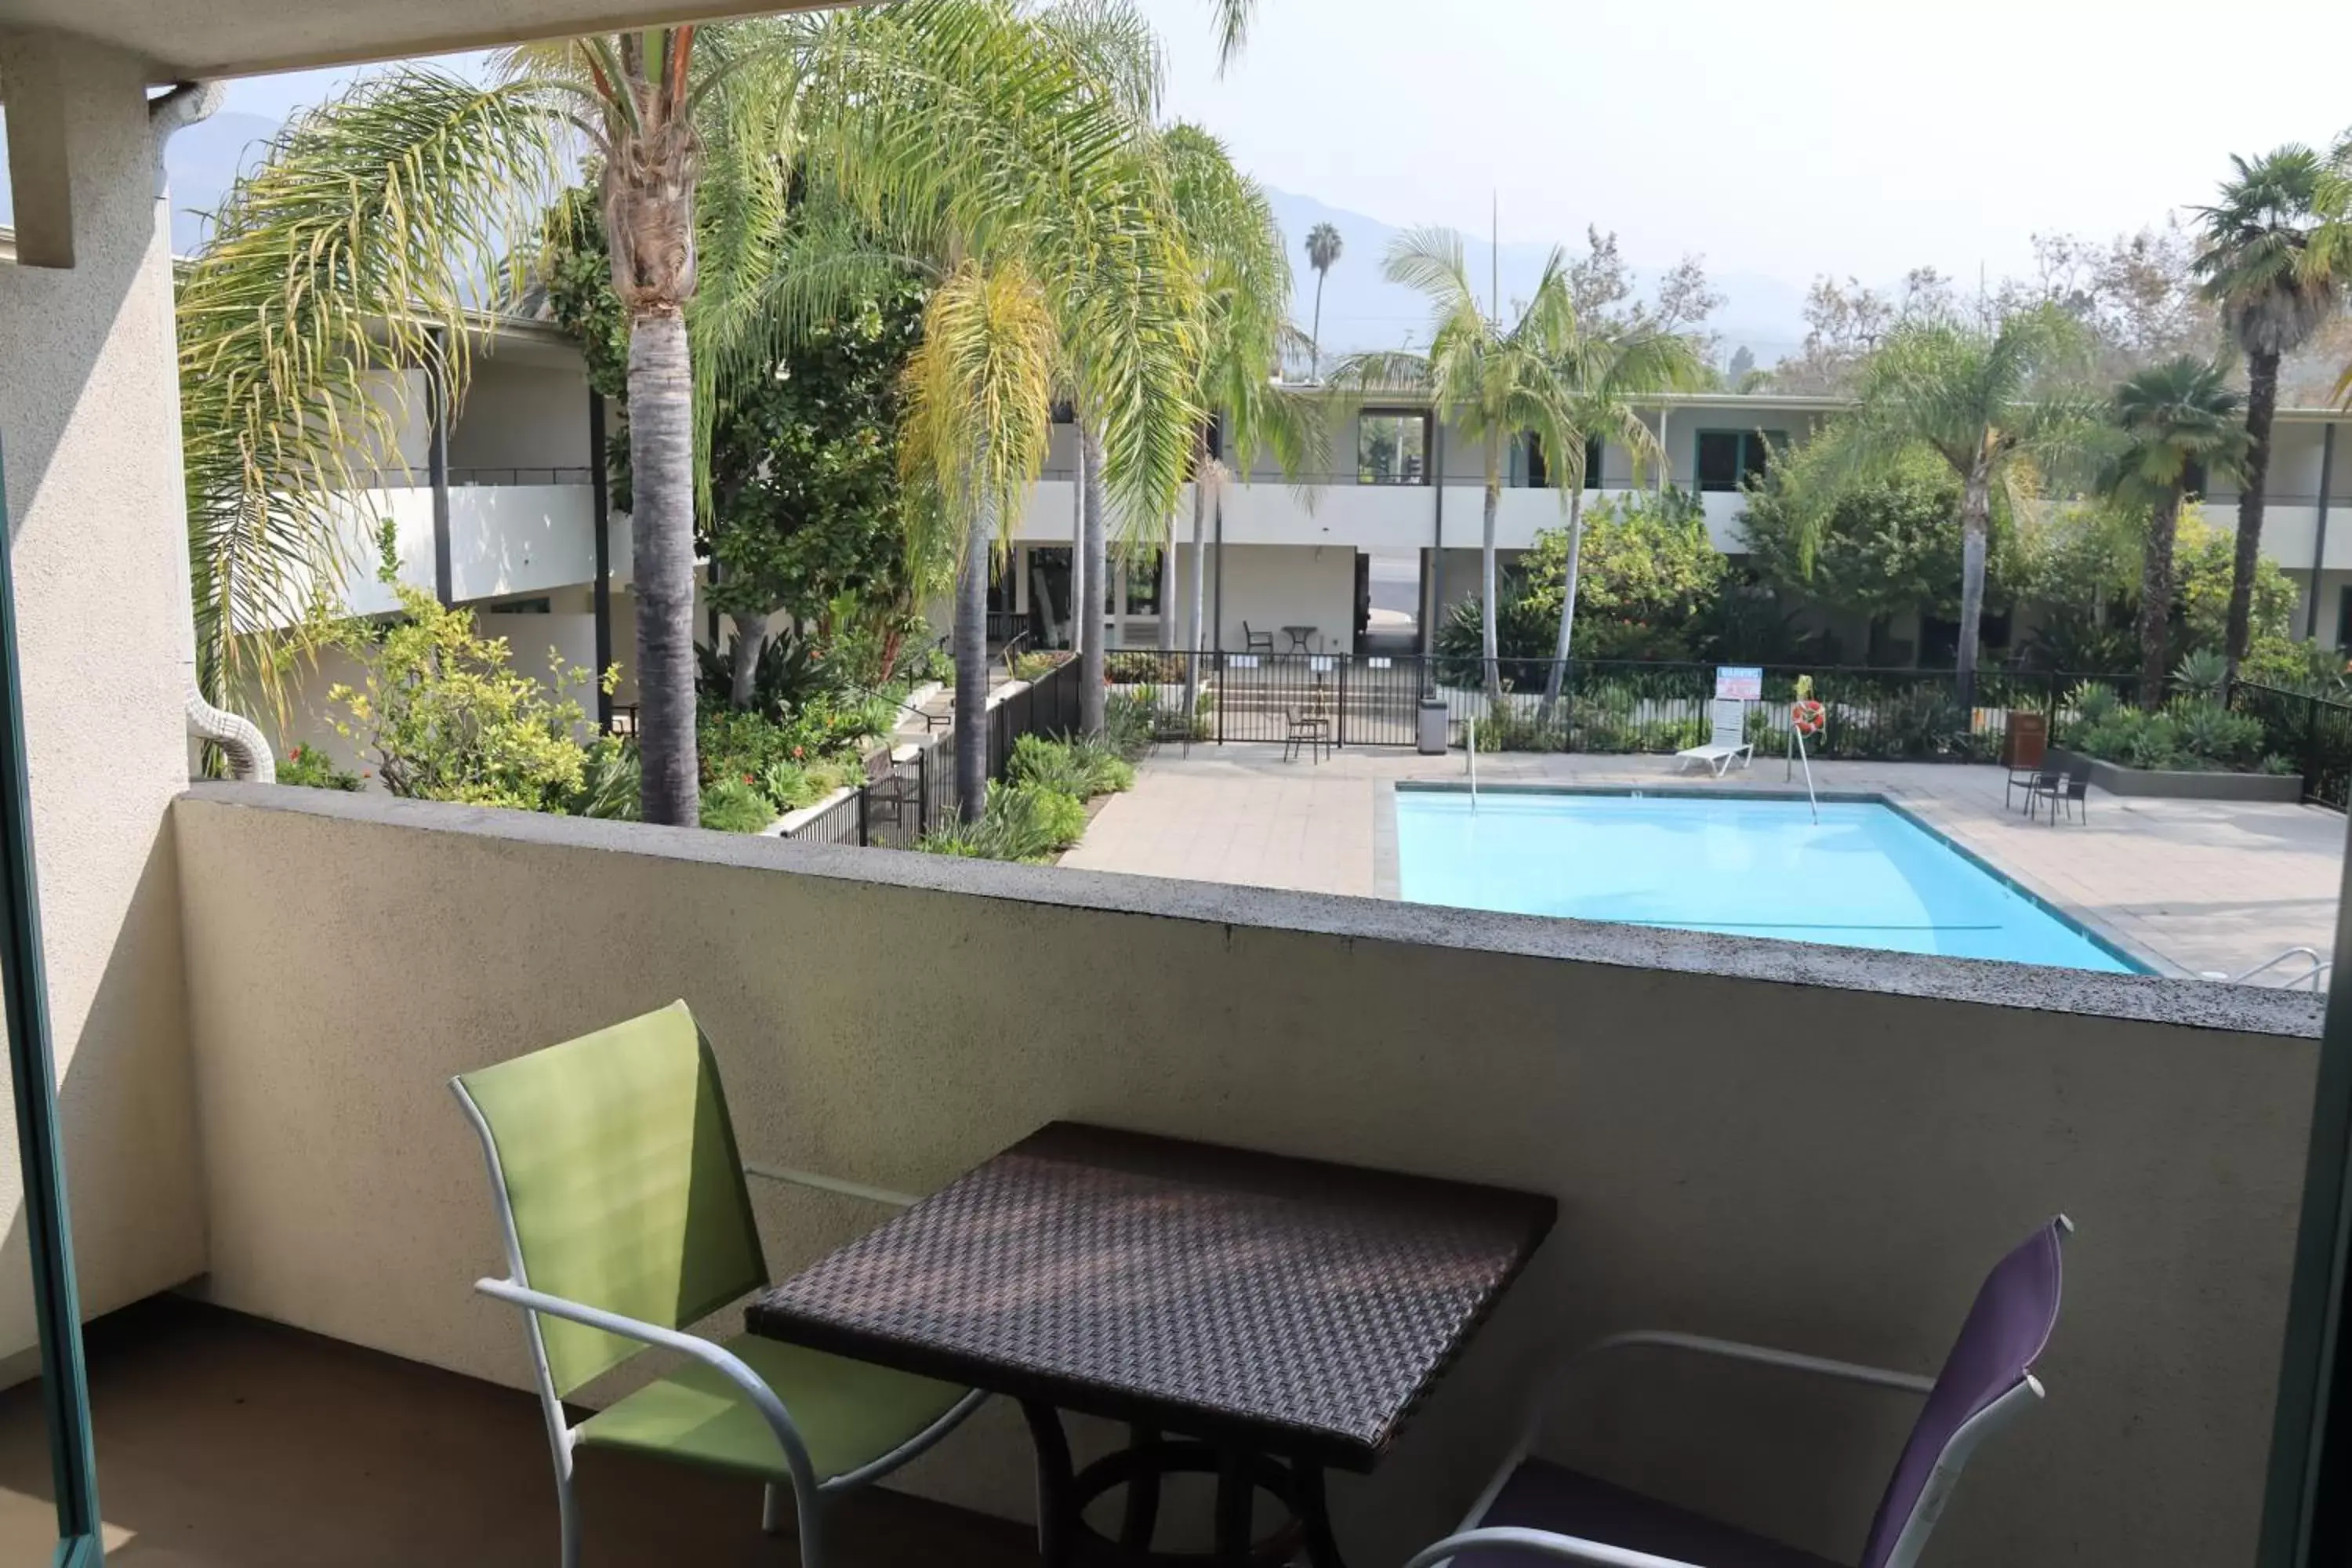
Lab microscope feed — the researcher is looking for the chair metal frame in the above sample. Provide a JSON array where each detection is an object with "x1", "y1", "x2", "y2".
[
  {"x1": 1410, "y1": 1218, "x2": 2071, "y2": 1568},
  {"x1": 1242, "y1": 621, "x2": 1276, "y2": 656},
  {"x1": 454, "y1": 1083, "x2": 988, "y2": 1568},
  {"x1": 1284, "y1": 705, "x2": 1334, "y2": 764}
]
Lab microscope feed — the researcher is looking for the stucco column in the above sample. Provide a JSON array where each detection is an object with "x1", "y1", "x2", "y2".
[{"x1": 0, "y1": 29, "x2": 209, "y2": 1365}]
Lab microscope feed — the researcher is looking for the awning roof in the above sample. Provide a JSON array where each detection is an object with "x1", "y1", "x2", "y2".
[{"x1": 0, "y1": 0, "x2": 851, "y2": 81}]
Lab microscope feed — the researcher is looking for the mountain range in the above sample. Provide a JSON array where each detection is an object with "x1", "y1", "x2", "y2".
[
  {"x1": 1, "y1": 114, "x2": 1815, "y2": 362},
  {"x1": 1264, "y1": 187, "x2": 1814, "y2": 368}
]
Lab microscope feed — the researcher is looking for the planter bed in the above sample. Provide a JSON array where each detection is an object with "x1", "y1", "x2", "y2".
[{"x1": 2047, "y1": 745, "x2": 2303, "y2": 804}]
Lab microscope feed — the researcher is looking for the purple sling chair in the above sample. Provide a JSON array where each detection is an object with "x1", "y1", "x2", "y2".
[{"x1": 1407, "y1": 1217, "x2": 2070, "y2": 1568}]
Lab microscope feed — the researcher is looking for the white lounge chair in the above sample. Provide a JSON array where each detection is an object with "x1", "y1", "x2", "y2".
[{"x1": 1675, "y1": 698, "x2": 1754, "y2": 777}]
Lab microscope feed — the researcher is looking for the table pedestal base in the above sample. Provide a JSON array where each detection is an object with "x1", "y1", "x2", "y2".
[{"x1": 1022, "y1": 1403, "x2": 1347, "y2": 1568}]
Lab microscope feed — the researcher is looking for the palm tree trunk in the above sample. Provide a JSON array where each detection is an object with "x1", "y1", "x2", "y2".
[
  {"x1": 1536, "y1": 485, "x2": 1588, "y2": 723},
  {"x1": 1954, "y1": 459, "x2": 1992, "y2": 704},
  {"x1": 1480, "y1": 437, "x2": 1503, "y2": 702},
  {"x1": 1069, "y1": 430, "x2": 1087, "y2": 656},
  {"x1": 1310, "y1": 273, "x2": 1327, "y2": 382},
  {"x1": 2227, "y1": 350, "x2": 2281, "y2": 680},
  {"x1": 1080, "y1": 420, "x2": 1109, "y2": 735},
  {"x1": 2138, "y1": 488, "x2": 2184, "y2": 710},
  {"x1": 1184, "y1": 448, "x2": 1210, "y2": 717},
  {"x1": 729, "y1": 610, "x2": 766, "y2": 710},
  {"x1": 628, "y1": 307, "x2": 700, "y2": 827},
  {"x1": 1156, "y1": 519, "x2": 1177, "y2": 653},
  {"x1": 954, "y1": 499, "x2": 992, "y2": 824}
]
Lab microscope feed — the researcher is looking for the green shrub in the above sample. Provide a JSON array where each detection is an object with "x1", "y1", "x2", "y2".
[
  {"x1": 2258, "y1": 752, "x2": 2299, "y2": 776},
  {"x1": 278, "y1": 742, "x2": 361, "y2": 792},
  {"x1": 571, "y1": 736, "x2": 641, "y2": 820},
  {"x1": 2172, "y1": 702, "x2": 2263, "y2": 767},
  {"x1": 2171, "y1": 648, "x2": 2230, "y2": 702},
  {"x1": 2063, "y1": 681, "x2": 2121, "y2": 730},
  {"x1": 916, "y1": 781, "x2": 1086, "y2": 862},
  {"x1": 326, "y1": 585, "x2": 591, "y2": 811},
  {"x1": 1102, "y1": 691, "x2": 1160, "y2": 758},
  {"x1": 1010, "y1": 734, "x2": 1135, "y2": 799},
  {"x1": 1106, "y1": 650, "x2": 1189, "y2": 684},
  {"x1": 699, "y1": 777, "x2": 777, "y2": 833},
  {"x1": 1010, "y1": 650, "x2": 1067, "y2": 682},
  {"x1": 2118, "y1": 715, "x2": 2183, "y2": 771},
  {"x1": 1065, "y1": 734, "x2": 1136, "y2": 793}
]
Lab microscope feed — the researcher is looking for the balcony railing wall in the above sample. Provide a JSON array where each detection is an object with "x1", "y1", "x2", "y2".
[{"x1": 171, "y1": 785, "x2": 2321, "y2": 1568}]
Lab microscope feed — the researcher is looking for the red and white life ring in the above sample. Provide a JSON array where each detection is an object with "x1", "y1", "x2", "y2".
[{"x1": 1791, "y1": 699, "x2": 1827, "y2": 736}]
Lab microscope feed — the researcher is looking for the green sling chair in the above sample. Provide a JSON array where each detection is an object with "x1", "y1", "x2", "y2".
[{"x1": 452, "y1": 1000, "x2": 985, "y2": 1567}]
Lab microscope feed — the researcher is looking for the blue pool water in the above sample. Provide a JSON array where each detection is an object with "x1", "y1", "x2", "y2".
[{"x1": 1393, "y1": 790, "x2": 2141, "y2": 972}]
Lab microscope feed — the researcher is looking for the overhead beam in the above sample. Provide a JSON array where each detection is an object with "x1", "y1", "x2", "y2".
[{"x1": 0, "y1": 0, "x2": 875, "y2": 83}]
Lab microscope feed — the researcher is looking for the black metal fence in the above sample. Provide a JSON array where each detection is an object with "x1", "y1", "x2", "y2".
[
  {"x1": 2233, "y1": 682, "x2": 2352, "y2": 810},
  {"x1": 1101, "y1": 652, "x2": 2136, "y2": 761},
  {"x1": 785, "y1": 658, "x2": 1084, "y2": 848}
]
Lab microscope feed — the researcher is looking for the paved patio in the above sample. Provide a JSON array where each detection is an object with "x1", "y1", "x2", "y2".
[{"x1": 1062, "y1": 746, "x2": 2346, "y2": 983}]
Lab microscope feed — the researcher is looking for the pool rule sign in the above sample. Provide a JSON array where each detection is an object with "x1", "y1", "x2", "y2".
[{"x1": 1715, "y1": 666, "x2": 1763, "y2": 701}]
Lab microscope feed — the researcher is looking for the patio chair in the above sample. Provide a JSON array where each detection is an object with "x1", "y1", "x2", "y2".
[
  {"x1": 2004, "y1": 767, "x2": 2058, "y2": 815},
  {"x1": 864, "y1": 746, "x2": 916, "y2": 830},
  {"x1": 2031, "y1": 769, "x2": 2090, "y2": 825},
  {"x1": 1241, "y1": 621, "x2": 1276, "y2": 656},
  {"x1": 1675, "y1": 700, "x2": 1755, "y2": 778},
  {"x1": 1407, "y1": 1215, "x2": 2070, "y2": 1568},
  {"x1": 1285, "y1": 703, "x2": 1333, "y2": 764},
  {"x1": 452, "y1": 1001, "x2": 986, "y2": 1568}
]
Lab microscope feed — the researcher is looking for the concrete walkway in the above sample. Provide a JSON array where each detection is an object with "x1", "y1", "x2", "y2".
[{"x1": 1062, "y1": 745, "x2": 2346, "y2": 984}]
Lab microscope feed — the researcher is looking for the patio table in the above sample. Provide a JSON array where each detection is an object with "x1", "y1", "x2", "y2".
[{"x1": 746, "y1": 1121, "x2": 1555, "y2": 1567}]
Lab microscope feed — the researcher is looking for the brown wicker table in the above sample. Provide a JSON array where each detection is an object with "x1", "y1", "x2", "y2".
[{"x1": 746, "y1": 1121, "x2": 1555, "y2": 1566}]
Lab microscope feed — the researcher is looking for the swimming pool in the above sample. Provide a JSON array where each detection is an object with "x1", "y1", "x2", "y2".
[{"x1": 1392, "y1": 789, "x2": 2144, "y2": 973}]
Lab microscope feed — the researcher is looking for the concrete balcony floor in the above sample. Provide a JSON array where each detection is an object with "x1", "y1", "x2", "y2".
[{"x1": 0, "y1": 1296, "x2": 1032, "y2": 1566}]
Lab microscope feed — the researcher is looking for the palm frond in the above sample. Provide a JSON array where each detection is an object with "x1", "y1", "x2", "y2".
[{"x1": 178, "y1": 67, "x2": 561, "y2": 706}]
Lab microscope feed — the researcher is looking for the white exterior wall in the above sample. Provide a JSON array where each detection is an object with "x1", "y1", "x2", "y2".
[
  {"x1": 0, "y1": 30, "x2": 210, "y2": 1362},
  {"x1": 1162, "y1": 541, "x2": 1359, "y2": 655},
  {"x1": 445, "y1": 354, "x2": 591, "y2": 474}
]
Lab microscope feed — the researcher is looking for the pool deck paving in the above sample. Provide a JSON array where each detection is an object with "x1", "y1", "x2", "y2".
[{"x1": 1059, "y1": 745, "x2": 2345, "y2": 984}]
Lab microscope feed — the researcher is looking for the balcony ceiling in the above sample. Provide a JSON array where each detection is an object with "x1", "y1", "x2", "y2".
[{"x1": 0, "y1": 0, "x2": 858, "y2": 80}]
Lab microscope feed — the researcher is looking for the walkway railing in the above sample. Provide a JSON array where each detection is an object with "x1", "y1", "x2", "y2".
[
  {"x1": 1101, "y1": 652, "x2": 2131, "y2": 761},
  {"x1": 787, "y1": 658, "x2": 1084, "y2": 848},
  {"x1": 2232, "y1": 681, "x2": 2352, "y2": 810}
]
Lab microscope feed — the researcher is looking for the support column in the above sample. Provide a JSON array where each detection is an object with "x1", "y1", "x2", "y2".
[
  {"x1": 0, "y1": 27, "x2": 212, "y2": 1543},
  {"x1": 2308, "y1": 424, "x2": 2336, "y2": 644},
  {"x1": 589, "y1": 391, "x2": 614, "y2": 731},
  {"x1": 425, "y1": 328, "x2": 453, "y2": 608}
]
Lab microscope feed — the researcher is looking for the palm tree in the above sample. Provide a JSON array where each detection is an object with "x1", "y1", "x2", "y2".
[
  {"x1": 178, "y1": 72, "x2": 556, "y2": 717},
  {"x1": 1534, "y1": 325, "x2": 1706, "y2": 721},
  {"x1": 901, "y1": 261, "x2": 1062, "y2": 816},
  {"x1": 180, "y1": 33, "x2": 772, "y2": 827},
  {"x1": 2194, "y1": 147, "x2": 2343, "y2": 679},
  {"x1": 1801, "y1": 305, "x2": 2097, "y2": 693},
  {"x1": 182, "y1": 0, "x2": 1198, "y2": 827},
  {"x1": 1153, "y1": 126, "x2": 1319, "y2": 717},
  {"x1": 2108, "y1": 357, "x2": 2249, "y2": 709},
  {"x1": 720, "y1": 0, "x2": 1199, "y2": 811},
  {"x1": 1333, "y1": 227, "x2": 1585, "y2": 701},
  {"x1": 1305, "y1": 221, "x2": 1343, "y2": 380}
]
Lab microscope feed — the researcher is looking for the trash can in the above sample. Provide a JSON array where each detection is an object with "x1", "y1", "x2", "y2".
[
  {"x1": 2003, "y1": 711, "x2": 2048, "y2": 769},
  {"x1": 1417, "y1": 699, "x2": 1450, "y2": 755}
]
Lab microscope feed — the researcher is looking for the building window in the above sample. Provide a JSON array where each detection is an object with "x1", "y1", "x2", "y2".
[
  {"x1": 2337, "y1": 585, "x2": 2352, "y2": 651},
  {"x1": 1695, "y1": 429, "x2": 1783, "y2": 492},
  {"x1": 1123, "y1": 552, "x2": 1162, "y2": 618},
  {"x1": 1358, "y1": 412, "x2": 1429, "y2": 485},
  {"x1": 1586, "y1": 435, "x2": 1605, "y2": 489}
]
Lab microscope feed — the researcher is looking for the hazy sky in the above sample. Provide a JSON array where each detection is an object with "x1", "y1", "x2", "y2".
[
  {"x1": 125, "y1": 0, "x2": 2352, "y2": 300},
  {"x1": 1136, "y1": 0, "x2": 2352, "y2": 289}
]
